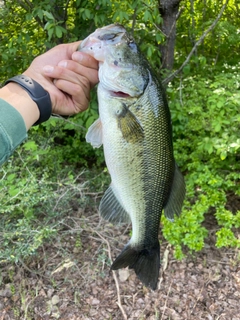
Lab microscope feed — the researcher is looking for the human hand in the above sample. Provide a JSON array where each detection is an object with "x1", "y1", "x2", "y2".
[{"x1": 24, "y1": 42, "x2": 99, "y2": 115}]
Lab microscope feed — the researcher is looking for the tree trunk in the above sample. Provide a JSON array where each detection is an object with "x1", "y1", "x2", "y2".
[{"x1": 158, "y1": 0, "x2": 182, "y2": 71}]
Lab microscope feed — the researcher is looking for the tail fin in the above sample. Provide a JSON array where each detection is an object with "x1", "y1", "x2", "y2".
[{"x1": 111, "y1": 242, "x2": 160, "y2": 290}]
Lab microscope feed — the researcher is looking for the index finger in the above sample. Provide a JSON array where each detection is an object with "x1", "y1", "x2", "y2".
[{"x1": 72, "y1": 51, "x2": 99, "y2": 70}]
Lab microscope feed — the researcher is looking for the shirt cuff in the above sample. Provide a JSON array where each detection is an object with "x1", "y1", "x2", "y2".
[{"x1": 0, "y1": 98, "x2": 27, "y2": 166}]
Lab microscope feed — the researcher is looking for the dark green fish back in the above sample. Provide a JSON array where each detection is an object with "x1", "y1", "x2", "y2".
[{"x1": 132, "y1": 73, "x2": 175, "y2": 245}]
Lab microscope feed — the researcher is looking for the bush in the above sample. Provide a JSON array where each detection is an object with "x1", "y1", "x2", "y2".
[
  {"x1": 0, "y1": 101, "x2": 107, "y2": 262},
  {"x1": 162, "y1": 62, "x2": 240, "y2": 258}
]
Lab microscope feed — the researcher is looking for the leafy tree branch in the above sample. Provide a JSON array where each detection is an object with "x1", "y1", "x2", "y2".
[{"x1": 162, "y1": 0, "x2": 230, "y2": 85}]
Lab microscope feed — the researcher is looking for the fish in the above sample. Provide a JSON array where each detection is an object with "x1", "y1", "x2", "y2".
[{"x1": 79, "y1": 24, "x2": 185, "y2": 290}]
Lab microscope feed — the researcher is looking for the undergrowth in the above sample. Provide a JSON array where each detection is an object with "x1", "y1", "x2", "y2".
[
  {"x1": 162, "y1": 62, "x2": 240, "y2": 258},
  {"x1": 0, "y1": 109, "x2": 108, "y2": 262},
  {"x1": 0, "y1": 63, "x2": 239, "y2": 262}
]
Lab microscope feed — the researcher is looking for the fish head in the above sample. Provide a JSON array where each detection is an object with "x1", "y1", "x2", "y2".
[{"x1": 79, "y1": 24, "x2": 149, "y2": 98}]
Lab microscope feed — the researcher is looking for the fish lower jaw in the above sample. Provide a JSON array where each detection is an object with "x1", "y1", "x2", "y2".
[
  {"x1": 111, "y1": 91, "x2": 131, "y2": 98},
  {"x1": 102, "y1": 84, "x2": 142, "y2": 99},
  {"x1": 100, "y1": 85, "x2": 132, "y2": 98},
  {"x1": 102, "y1": 86, "x2": 138, "y2": 98}
]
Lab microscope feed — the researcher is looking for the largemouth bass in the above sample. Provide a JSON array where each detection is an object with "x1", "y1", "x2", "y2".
[{"x1": 79, "y1": 24, "x2": 185, "y2": 290}]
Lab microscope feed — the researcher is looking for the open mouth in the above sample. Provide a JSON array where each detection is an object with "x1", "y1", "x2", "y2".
[{"x1": 112, "y1": 91, "x2": 131, "y2": 98}]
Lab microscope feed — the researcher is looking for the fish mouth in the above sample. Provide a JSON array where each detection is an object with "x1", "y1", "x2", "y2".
[
  {"x1": 111, "y1": 91, "x2": 131, "y2": 98},
  {"x1": 101, "y1": 83, "x2": 141, "y2": 99},
  {"x1": 80, "y1": 24, "x2": 146, "y2": 99},
  {"x1": 99, "y1": 78, "x2": 135, "y2": 98}
]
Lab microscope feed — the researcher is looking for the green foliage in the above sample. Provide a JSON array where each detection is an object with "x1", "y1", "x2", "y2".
[
  {"x1": 163, "y1": 62, "x2": 240, "y2": 257},
  {"x1": 0, "y1": 124, "x2": 107, "y2": 262},
  {"x1": 0, "y1": 0, "x2": 239, "y2": 262},
  {"x1": 175, "y1": 0, "x2": 240, "y2": 68}
]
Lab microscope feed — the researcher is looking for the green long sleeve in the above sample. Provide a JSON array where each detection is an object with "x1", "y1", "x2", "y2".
[{"x1": 0, "y1": 98, "x2": 27, "y2": 166}]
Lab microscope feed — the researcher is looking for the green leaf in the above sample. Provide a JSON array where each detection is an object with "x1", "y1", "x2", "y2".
[
  {"x1": 85, "y1": 9, "x2": 91, "y2": 19},
  {"x1": 37, "y1": 9, "x2": 44, "y2": 20},
  {"x1": 220, "y1": 150, "x2": 227, "y2": 160},
  {"x1": 183, "y1": 64, "x2": 190, "y2": 75},
  {"x1": 25, "y1": 13, "x2": 33, "y2": 21},
  {"x1": 48, "y1": 28, "x2": 54, "y2": 40},
  {"x1": 55, "y1": 26, "x2": 62, "y2": 38},
  {"x1": 7, "y1": 174, "x2": 16, "y2": 182},
  {"x1": 8, "y1": 187, "x2": 21, "y2": 197},
  {"x1": 23, "y1": 141, "x2": 38, "y2": 151},
  {"x1": 43, "y1": 11, "x2": 54, "y2": 20},
  {"x1": 214, "y1": 122, "x2": 221, "y2": 132},
  {"x1": 155, "y1": 33, "x2": 163, "y2": 44},
  {"x1": 144, "y1": 10, "x2": 152, "y2": 22},
  {"x1": 1, "y1": 53, "x2": 8, "y2": 60}
]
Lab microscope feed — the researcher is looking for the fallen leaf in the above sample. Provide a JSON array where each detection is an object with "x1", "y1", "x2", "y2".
[{"x1": 118, "y1": 269, "x2": 130, "y2": 282}]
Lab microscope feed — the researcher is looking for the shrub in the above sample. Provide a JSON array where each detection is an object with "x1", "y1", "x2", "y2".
[
  {"x1": 0, "y1": 101, "x2": 106, "y2": 262},
  {"x1": 162, "y1": 62, "x2": 240, "y2": 258}
]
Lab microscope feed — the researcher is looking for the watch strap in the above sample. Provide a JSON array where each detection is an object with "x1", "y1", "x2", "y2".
[{"x1": 4, "y1": 75, "x2": 52, "y2": 125}]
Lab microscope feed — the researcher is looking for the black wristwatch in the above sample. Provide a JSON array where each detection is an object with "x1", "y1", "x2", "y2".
[{"x1": 4, "y1": 75, "x2": 52, "y2": 125}]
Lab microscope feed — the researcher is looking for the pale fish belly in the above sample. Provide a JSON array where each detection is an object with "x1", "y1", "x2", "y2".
[{"x1": 99, "y1": 91, "x2": 147, "y2": 246}]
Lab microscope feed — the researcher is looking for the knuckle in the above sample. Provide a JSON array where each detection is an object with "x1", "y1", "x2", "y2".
[
  {"x1": 74, "y1": 85, "x2": 84, "y2": 96},
  {"x1": 57, "y1": 67, "x2": 66, "y2": 76},
  {"x1": 64, "y1": 60, "x2": 78, "y2": 71},
  {"x1": 79, "y1": 76, "x2": 90, "y2": 89},
  {"x1": 73, "y1": 78, "x2": 90, "y2": 96}
]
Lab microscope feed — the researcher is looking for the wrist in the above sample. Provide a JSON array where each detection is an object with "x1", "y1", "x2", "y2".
[
  {"x1": 4, "y1": 75, "x2": 52, "y2": 126},
  {"x1": 0, "y1": 83, "x2": 40, "y2": 130}
]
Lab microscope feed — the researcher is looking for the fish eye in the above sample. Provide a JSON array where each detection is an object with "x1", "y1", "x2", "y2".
[{"x1": 98, "y1": 33, "x2": 118, "y2": 41}]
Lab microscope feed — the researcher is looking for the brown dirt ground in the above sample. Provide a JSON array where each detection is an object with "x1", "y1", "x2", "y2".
[{"x1": 0, "y1": 204, "x2": 239, "y2": 320}]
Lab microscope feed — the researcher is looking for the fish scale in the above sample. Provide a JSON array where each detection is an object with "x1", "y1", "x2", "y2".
[{"x1": 79, "y1": 24, "x2": 185, "y2": 290}]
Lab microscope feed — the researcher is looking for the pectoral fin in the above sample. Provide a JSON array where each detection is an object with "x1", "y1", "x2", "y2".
[
  {"x1": 117, "y1": 103, "x2": 144, "y2": 143},
  {"x1": 164, "y1": 163, "x2": 186, "y2": 221},
  {"x1": 86, "y1": 118, "x2": 103, "y2": 148},
  {"x1": 99, "y1": 185, "x2": 131, "y2": 224}
]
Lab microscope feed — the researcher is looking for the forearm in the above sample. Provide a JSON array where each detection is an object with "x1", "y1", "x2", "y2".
[
  {"x1": 0, "y1": 81, "x2": 49, "y2": 166},
  {"x1": 0, "y1": 97, "x2": 28, "y2": 166},
  {"x1": 0, "y1": 82, "x2": 40, "y2": 129}
]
